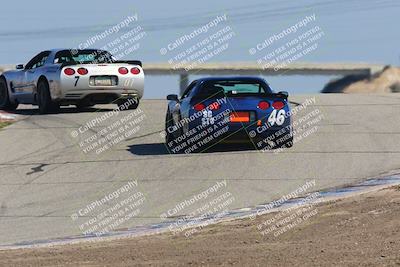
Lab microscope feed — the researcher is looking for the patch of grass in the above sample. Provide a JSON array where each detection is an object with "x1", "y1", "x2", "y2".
[
  {"x1": 0, "y1": 121, "x2": 12, "y2": 130},
  {"x1": 390, "y1": 185, "x2": 400, "y2": 191}
]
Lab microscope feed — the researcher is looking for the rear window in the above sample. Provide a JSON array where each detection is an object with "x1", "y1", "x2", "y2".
[
  {"x1": 54, "y1": 50, "x2": 114, "y2": 64},
  {"x1": 199, "y1": 81, "x2": 271, "y2": 97}
]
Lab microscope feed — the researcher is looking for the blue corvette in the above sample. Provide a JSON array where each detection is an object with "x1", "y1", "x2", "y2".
[{"x1": 165, "y1": 77, "x2": 293, "y2": 153}]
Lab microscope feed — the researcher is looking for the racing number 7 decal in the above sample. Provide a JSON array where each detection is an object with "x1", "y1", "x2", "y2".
[
  {"x1": 74, "y1": 76, "x2": 80, "y2": 87},
  {"x1": 268, "y1": 109, "x2": 286, "y2": 126}
]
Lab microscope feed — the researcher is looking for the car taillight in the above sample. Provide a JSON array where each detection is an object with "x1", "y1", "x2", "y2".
[
  {"x1": 118, "y1": 67, "x2": 129, "y2": 75},
  {"x1": 194, "y1": 103, "x2": 205, "y2": 111},
  {"x1": 208, "y1": 102, "x2": 220, "y2": 110},
  {"x1": 77, "y1": 68, "x2": 88, "y2": 75},
  {"x1": 258, "y1": 101, "x2": 270, "y2": 110},
  {"x1": 64, "y1": 68, "x2": 75, "y2": 76},
  {"x1": 130, "y1": 67, "x2": 141, "y2": 75},
  {"x1": 272, "y1": 101, "x2": 285, "y2": 109}
]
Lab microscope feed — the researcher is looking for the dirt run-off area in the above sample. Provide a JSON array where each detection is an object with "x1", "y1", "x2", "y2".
[
  {"x1": 1, "y1": 186, "x2": 399, "y2": 267},
  {"x1": 322, "y1": 66, "x2": 400, "y2": 93}
]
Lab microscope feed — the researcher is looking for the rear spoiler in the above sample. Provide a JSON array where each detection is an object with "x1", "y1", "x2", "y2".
[
  {"x1": 114, "y1": 60, "x2": 142, "y2": 67},
  {"x1": 274, "y1": 91, "x2": 289, "y2": 99},
  {"x1": 223, "y1": 92, "x2": 289, "y2": 99},
  {"x1": 60, "y1": 60, "x2": 142, "y2": 68},
  {"x1": 192, "y1": 92, "x2": 289, "y2": 103}
]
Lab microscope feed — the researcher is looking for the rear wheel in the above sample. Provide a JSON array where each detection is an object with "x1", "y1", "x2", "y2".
[
  {"x1": 276, "y1": 131, "x2": 293, "y2": 149},
  {"x1": 281, "y1": 135, "x2": 293, "y2": 148},
  {"x1": 37, "y1": 79, "x2": 59, "y2": 114},
  {"x1": 117, "y1": 98, "x2": 139, "y2": 110},
  {"x1": 0, "y1": 77, "x2": 18, "y2": 111},
  {"x1": 75, "y1": 102, "x2": 94, "y2": 110}
]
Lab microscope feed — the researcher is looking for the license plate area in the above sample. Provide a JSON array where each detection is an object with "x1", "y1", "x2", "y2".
[
  {"x1": 229, "y1": 111, "x2": 253, "y2": 123},
  {"x1": 89, "y1": 76, "x2": 118, "y2": 86}
]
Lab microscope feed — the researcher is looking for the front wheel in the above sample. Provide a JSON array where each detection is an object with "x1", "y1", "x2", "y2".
[
  {"x1": 165, "y1": 111, "x2": 185, "y2": 154},
  {"x1": 165, "y1": 111, "x2": 174, "y2": 145},
  {"x1": 37, "y1": 80, "x2": 59, "y2": 114},
  {"x1": 0, "y1": 77, "x2": 18, "y2": 111}
]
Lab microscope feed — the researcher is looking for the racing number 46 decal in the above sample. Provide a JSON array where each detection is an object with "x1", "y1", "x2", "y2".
[{"x1": 268, "y1": 109, "x2": 286, "y2": 126}]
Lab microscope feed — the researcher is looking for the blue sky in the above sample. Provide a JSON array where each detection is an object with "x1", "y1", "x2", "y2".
[{"x1": 1, "y1": 0, "x2": 399, "y2": 98}]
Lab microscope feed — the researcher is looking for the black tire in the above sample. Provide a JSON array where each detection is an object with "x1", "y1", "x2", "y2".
[
  {"x1": 277, "y1": 133, "x2": 293, "y2": 149},
  {"x1": 282, "y1": 136, "x2": 293, "y2": 148},
  {"x1": 37, "y1": 79, "x2": 59, "y2": 114},
  {"x1": 75, "y1": 103, "x2": 94, "y2": 110},
  {"x1": 0, "y1": 77, "x2": 18, "y2": 111},
  {"x1": 117, "y1": 98, "x2": 139, "y2": 110},
  {"x1": 165, "y1": 110, "x2": 185, "y2": 153},
  {"x1": 165, "y1": 111, "x2": 174, "y2": 145}
]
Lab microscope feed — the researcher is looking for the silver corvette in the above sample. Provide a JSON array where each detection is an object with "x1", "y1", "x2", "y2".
[{"x1": 0, "y1": 49, "x2": 144, "y2": 114}]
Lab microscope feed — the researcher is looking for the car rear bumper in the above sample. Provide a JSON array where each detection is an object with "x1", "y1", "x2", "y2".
[
  {"x1": 185, "y1": 121, "x2": 291, "y2": 144},
  {"x1": 54, "y1": 88, "x2": 142, "y2": 105},
  {"x1": 220, "y1": 125, "x2": 291, "y2": 143}
]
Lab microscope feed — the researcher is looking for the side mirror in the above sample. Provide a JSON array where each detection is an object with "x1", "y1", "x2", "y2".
[
  {"x1": 277, "y1": 91, "x2": 289, "y2": 98},
  {"x1": 167, "y1": 94, "x2": 179, "y2": 101},
  {"x1": 16, "y1": 64, "x2": 24, "y2": 70}
]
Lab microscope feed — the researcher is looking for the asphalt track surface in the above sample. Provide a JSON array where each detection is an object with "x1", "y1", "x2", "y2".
[{"x1": 0, "y1": 94, "x2": 399, "y2": 246}]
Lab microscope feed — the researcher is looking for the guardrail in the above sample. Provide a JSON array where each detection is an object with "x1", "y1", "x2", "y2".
[{"x1": 142, "y1": 62, "x2": 386, "y2": 94}]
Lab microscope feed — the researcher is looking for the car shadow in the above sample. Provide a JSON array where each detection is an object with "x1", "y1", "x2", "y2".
[
  {"x1": 128, "y1": 143, "x2": 170, "y2": 155},
  {"x1": 10, "y1": 106, "x2": 115, "y2": 115},
  {"x1": 127, "y1": 142, "x2": 256, "y2": 156}
]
